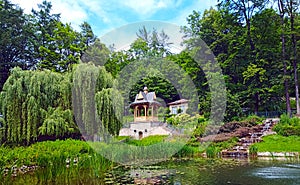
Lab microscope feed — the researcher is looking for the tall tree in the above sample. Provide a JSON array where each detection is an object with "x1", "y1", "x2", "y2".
[
  {"x1": 80, "y1": 21, "x2": 96, "y2": 49},
  {"x1": 251, "y1": 9, "x2": 283, "y2": 111},
  {"x1": 31, "y1": 0, "x2": 60, "y2": 64},
  {"x1": 129, "y1": 26, "x2": 172, "y2": 59},
  {"x1": 286, "y1": 0, "x2": 300, "y2": 115},
  {"x1": 72, "y1": 63, "x2": 123, "y2": 140},
  {"x1": 0, "y1": 0, "x2": 33, "y2": 90},
  {"x1": 37, "y1": 21, "x2": 82, "y2": 71},
  {"x1": 31, "y1": 1, "x2": 91, "y2": 72},
  {"x1": 217, "y1": 0, "x2": 269, "y2": 113},
  {"x1": 81, "y1": 38, "x2": 110, "y2": 66},
  {"x1": 278, "y1": 0, "x2": 292, "y2": 116},
  {"x1": 0, "y1": 67, "x2": 78, "y2": 145}
]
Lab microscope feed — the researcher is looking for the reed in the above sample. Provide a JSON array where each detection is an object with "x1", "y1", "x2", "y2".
[{"x1": 0, "y1": 139, "x2": 113, "y2": 184}]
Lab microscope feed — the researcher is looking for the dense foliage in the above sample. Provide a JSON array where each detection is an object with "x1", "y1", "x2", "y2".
[
  {"x1": 273, "y1": 114, "x2": 300, "y2": 136},
  {"x1": 0, "y1": 63, "x2": 123, "y2": 145},
  {"x1": 72, "y1": 63, "x2": 123, "y2": 140},
  {"x1": 0, "y1": 0, "x2": 95, "y2": 90},
  {"x1": 0, "y1": 0, "x2": 300, "y2": 145},
  {"x1": 0, "y1": 68, "x2": 76, "y2": 145}
]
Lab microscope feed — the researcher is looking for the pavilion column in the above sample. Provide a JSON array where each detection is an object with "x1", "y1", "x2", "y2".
[
  {"x1": 134, "y1": 106, "x2": 138, "y2": 122},
  {"x1": 151, "y1": 106, "x2": 154, "y2": 120},
  {"x1": 143, "y1": 105, "x2": 147, "y2": 120}
]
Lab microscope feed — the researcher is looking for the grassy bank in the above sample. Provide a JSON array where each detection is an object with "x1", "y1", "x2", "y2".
[
  {"x1": 0, "y1": 137, "x2": 202, "y2": 184},
  {"x1": 0, "y1": 139, "x2": 113, "y2": 184},
  {"x1": 252, "y1": 135, "x2": 300, "y2": 152}
]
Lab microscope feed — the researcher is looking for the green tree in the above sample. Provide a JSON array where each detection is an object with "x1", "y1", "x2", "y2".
[
  {"x1": 79, "y1": 21, "x2": 96, "y2": 49},
  {"x1": 130, "y1": 26, "x2": 172, "y2": 59},
  {"x1": 286, "y1": 0, "x2": 300, "y2": 115},
  {"x1": 250, "y1": 8, "x2": 284, "y2": 111},
  {"x1": 0, "y1": 67, "x2": 77, "y2": 145},
  {"x1": 31, "y1": 1, "x2": 95, "y2": 72},
  {"x1": 0, "y1": 0, "x2": 33, "y2": 90},
  {"x1": 277, "y1": 0, "x2": 292, "y2": 116},
  {"x1": 30, "y1": 0, "x2": 60, "y2": 65},
  {"x1": 217, "y1": 0, "x2": 269, "y2": 114},
  {"x1": 72, "y1": 63, "x2": 123, "y2": 140},
  {"x1": 81, "y1": 38, "x2": 110, "y2": 66}
]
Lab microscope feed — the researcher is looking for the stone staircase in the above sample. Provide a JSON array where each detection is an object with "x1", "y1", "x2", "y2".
[{"x1": 221, "y1": 118, "x2": 279, "y2": 157}]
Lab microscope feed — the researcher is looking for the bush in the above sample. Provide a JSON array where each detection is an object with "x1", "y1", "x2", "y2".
[
  {"x1": 218, "y1": 114, "x2": 263, "y2": 133},
  {"x1": 242, "y1": 114, "x2": 264, "y2": 125},
  {"x1": 166, "y1": 113, "x2": 192, "y2": 126},
  {"x1": 273, "y1": 114, "x2": 300, "y2": 136},
  {"x1": 249, "y1": 145, "x2": 258, "y2": 156}
]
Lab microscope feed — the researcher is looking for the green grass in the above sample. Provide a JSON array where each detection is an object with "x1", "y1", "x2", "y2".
[
  {"x1": 124, "y1": 135, "x2": 168, "y2": 146},
  {"x1": 0, "y1": 139, "x2": 113, "y2": 184},
  {"x1": 205, "y1": 137, "x2": 239, "y2": 158},
  {"x1": 252, "y1": 135, "x2": 300, "y2": 152}
]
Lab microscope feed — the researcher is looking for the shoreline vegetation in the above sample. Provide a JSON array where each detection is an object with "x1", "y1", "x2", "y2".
[
  {"x1": 1, "y1": 119, "x2": 299, "y2": 183},
  {"x1": 1, "y1": 0, "x2": 300, "y2": 184}
]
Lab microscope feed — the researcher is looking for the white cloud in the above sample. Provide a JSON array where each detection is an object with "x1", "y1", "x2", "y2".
[
  {"x1": 10, "y1": 0, "x2": 42, "y2": 14},
  {"x1": 9, "y1": 0, "x2": 218, "y2": 38},
  {"x1": 51, "y1": 0, "x2": 88, "y2": 29},
  {"x1": 11, "y1": 0, "x2": 88, "y2": 30}
]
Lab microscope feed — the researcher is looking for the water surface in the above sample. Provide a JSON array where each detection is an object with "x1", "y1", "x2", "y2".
[{"x1": 11, "y1": 158, "x2": 300, "y2": 185}]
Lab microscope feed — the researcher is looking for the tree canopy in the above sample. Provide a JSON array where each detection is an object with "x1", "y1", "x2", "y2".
[{"x1": 1, "y1": 0, "x2": 300, "y2": 145}]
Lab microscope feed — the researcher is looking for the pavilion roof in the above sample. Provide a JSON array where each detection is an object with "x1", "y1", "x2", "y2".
[{"x1": 129, "y1": 91, "x2": 161, "y2": 107}]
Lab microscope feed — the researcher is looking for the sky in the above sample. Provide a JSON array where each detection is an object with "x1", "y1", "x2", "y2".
[{"x1": 10, "y1": 0, "x2": 218, "y2": 37}]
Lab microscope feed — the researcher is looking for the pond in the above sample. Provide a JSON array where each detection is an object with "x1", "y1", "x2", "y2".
[{"x1": 10, "y1": 158, "x2": 300, "y2": 185}]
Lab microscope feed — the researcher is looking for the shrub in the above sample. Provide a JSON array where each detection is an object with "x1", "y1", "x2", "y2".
[
  {"x1": 249, "y1": 145, "x2": 258, "y2": 156},
  {"x1": 273, "y1": 114, "x2": 300, "y2": 136},
  {"x1": 218, "y1": 115, "x2": 263, "y2": 133},
  {"x1": 242, "y1": 114, "x2": 264, "y2": 125}
]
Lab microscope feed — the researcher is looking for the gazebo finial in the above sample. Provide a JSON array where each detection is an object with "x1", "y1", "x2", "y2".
[{"x1": 143, "y1": 86, "x2": 148, "y2": 94}]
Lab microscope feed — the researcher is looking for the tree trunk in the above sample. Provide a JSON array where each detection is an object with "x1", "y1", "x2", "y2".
[
  {"x1": 279, "y1": 0, "x2": 292, "y2": 117},
  {"x1": 292, "y1": 32, "x2": 300, "y2": 115},
  {"x1": 254, "y1": 92, "x2": 259, "y2": 115},
  {"x1": 289, "y1": 0, "x2": 300, "y2": 116}
]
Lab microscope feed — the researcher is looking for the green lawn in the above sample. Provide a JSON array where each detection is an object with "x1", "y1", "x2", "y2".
[{"x1": 253, "y1": 135, "x2": 300, "y2": 152}]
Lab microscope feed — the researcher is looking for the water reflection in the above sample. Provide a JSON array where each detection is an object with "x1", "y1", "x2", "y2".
[
  {"x1": 106, "y1": 159, "x2": 300, "y2": 185},
  {"x1": 11, "y1": 158, "x2": 300, "y2": 185}
]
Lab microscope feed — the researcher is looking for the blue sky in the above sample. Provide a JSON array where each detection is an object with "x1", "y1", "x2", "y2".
[{"x1": 11, "y1": 0, "x2": 218, "y2": 37}]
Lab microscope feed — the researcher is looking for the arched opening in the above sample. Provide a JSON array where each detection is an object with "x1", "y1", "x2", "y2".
[{"x1": 138, "y1": 131, "x2": 143, "y2": 139}]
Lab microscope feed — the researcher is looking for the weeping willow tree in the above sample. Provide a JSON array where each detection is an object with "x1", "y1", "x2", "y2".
[
  {"x1": 72, "y1": 63, "x2": 123, "y2": 141},
  {"x1": 39, "y1": 107, "x2": 77, "y2": 138},
  {"x1": 0, "y1": 67, "x2": 78, "y2": 145},
  {"x1": 95, "y1": 88, "x2": 123, "y2": 136},
  {"x1": 0, "y1": 64, "x2": 123, "y2": 145}
]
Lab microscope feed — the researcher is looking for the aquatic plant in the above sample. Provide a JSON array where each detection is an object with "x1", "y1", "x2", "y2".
[{"x1": 206, "y1": 145, "x2": 220, "y2": 158}]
